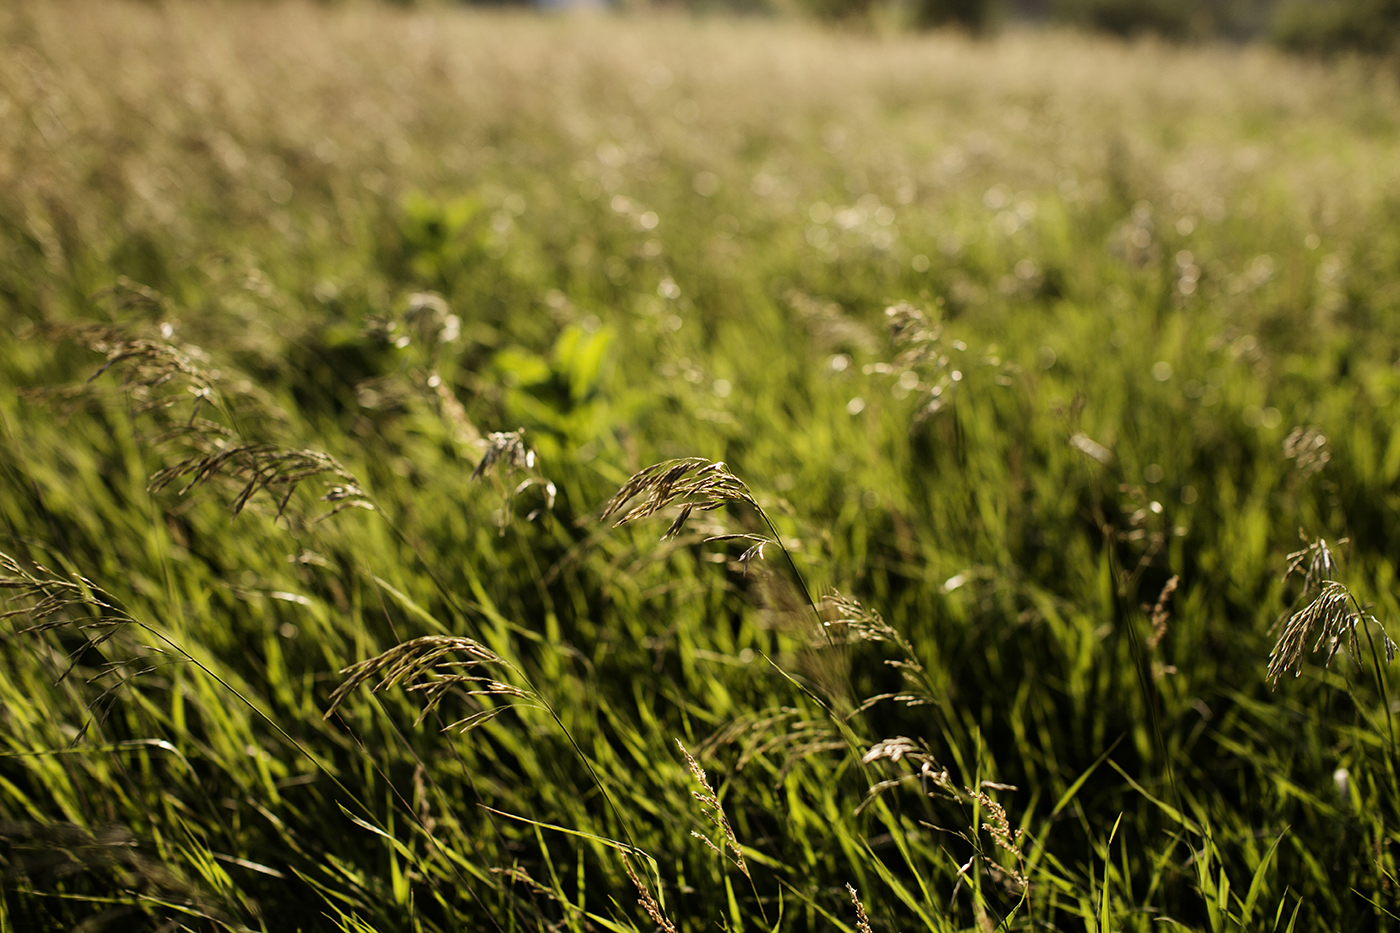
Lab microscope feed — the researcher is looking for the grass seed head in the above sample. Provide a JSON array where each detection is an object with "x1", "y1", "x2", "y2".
[
  {"x1": 147, "y1": 444, "x2": 372, "y2": 520},
  {"x1": 1284, "y1": 533, "x2": 1341, "y2": 592},
  {"x1": 325, "y1": 635, "x2": 530, "y2": 728},
  {"x1": 621, "y1": 853, "x2": 678, "y2": 933},
  {"x1": 1145, "y1": 575, "x2": 1180, "y2": 680},
  {"x1": 1270, "y1": 534, "x2": 1397, "y2": 684},
  {"x1": 676, "y1": 739, "x2": 749, "y2": 879},
  {"x1": 846, "y1": 883, "x2": 874, "y2": 933},
  {"x1": 602, "y1": 459, "x2": 757, "y2": 539},
  {"x1": 822, "y1": 591, "x2": 896, "y2": 644},
  {"x1": 1268, "y1": 580, "x2": 1360, "y2": 684},
  {"x1": 471, "y1": 428, "x2": 535, "y2": 481},
  {"x1": 1283, "y1": 426, "x2": 1330, "y2": 478}
]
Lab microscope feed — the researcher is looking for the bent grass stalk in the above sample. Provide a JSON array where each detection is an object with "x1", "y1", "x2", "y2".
[
  {"x1": 0, "y1": 548, "x2": 487, "y2": 919},
  {"x1": 74, "y1": 343, "x2": 659, "y2": 926}
]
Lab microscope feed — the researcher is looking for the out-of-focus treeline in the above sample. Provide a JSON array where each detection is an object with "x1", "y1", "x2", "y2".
[{"x1": 389, "y1": 0, "x2": 1400, "y2": 51}]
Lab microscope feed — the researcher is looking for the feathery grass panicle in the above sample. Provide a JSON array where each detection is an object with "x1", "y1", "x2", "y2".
[
  {"x1": 969, "y1": 784, "x2": 1024, "y2": 857},
  {"x1": 0, "y1": 551, "x2": 141, "y2": 664},
  {"x1": 86, "y1": 332, "x2": 217, "y2": 403},
  {"x1": 602, "y1": 459, "x2": 757, "y2": 540},
  {"x1": 470, "y1": 429, "x2": 555, "y2": 531},
  {"x1": 884, "y1": 301, "x2": 942, "y2": 355},
  {"x1": 696, "y1": 707, "x2": 845, "y2": 777},
  {"x1": 860, "y1": 736, "x2": 937, "y2": 768},
  {"x1": 968, "y1": 784, "x2": 1028, "y2": 892},
  {"x1": 882, "y1": 301, "x2": 959, "y2": 417},
  {"x1": 856, "y1": 736, "x2": 950, "y2": 815},
  {"x1": 24, "y1": 326, "x2": 222, "y2": 420},
  {"x1": 402, "y1": 291, "x2": 461, "y2": 349},
  {"x1": 823, "y1": 591, "x2": 897, "y2": 644},
  {"x1": 1268, "y1": 581, "x2": 1365, "y2": 684},
  {"x1": 1146, "y1": 575, "x2": 1179, "y2": 651},
  {"x1": 1283, "y1": 426, "x2": 1330, "y2": 478},
  {"x1": 1283, "y1": 532, "x2": 1342, "y2": 592},
  {"x1": 676, "y1": 739, "x2": 749, "y2": 880},
  {"x1": 147, "y1": 443, "x2": 373, "y2": 519},
  {"x1": 1269, "y1": 533, "x2": 1397, "y2": 684},
  {"x1": 471, "y1": 428, "x2": 536, "y2": 481},
  {"x1": 828, "y1": 592, "x2": 937, "y2": 715},
  {"x1": 325, "y1": 635, "x2": 532, "y2": 729}
]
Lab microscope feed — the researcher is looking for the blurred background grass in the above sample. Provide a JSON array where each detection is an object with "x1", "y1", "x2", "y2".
[{"x1": 3, "y1": 1, "x2": 1400, "y2": 931}]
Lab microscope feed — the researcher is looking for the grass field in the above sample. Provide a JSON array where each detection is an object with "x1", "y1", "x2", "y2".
[{"x1": 4, "y1": 2, "x2": 1400, "y2": 930}]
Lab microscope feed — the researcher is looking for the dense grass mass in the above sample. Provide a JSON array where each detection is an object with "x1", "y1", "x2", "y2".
[{"x1": 4, "y1": 2, "x2": 1400, "y2": 930}]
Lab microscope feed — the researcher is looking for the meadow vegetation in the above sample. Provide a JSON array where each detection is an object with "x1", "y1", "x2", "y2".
[{"x1": 4, "y1": 2, "x2": 1400, "y2": 930}]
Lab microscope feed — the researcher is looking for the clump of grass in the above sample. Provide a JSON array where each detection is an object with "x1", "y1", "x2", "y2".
[{"x1": 12, "y1": 2, "x2": 1400, "y2": 929}]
